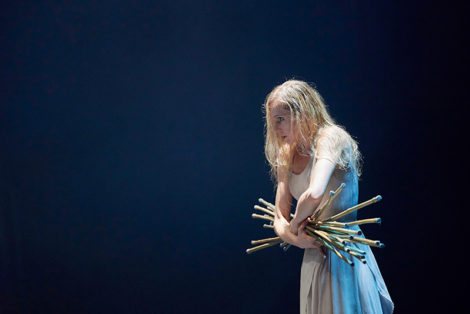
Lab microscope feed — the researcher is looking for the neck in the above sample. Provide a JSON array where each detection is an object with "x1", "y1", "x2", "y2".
[{"x1": 295, "y1": 141, "x2": 312, "y2": 156}]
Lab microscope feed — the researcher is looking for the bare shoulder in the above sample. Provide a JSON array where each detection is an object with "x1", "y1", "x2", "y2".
[
  {"x1": 316, "y1": 125, "x2": 360, "y2": 173},
  {"x1": 317, "y1": 125, "x2": 351, "y2": 149}
]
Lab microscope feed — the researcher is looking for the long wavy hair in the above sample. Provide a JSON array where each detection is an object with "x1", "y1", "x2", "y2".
[{"x1": 262, "y1": 79, "x2": 362, "y2": 183}]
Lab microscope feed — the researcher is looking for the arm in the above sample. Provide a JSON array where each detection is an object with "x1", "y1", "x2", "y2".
[
  {"x1": 272, "y1": 169, "x2": 293, "y2": 241},
  {"x1": 273, "y1": 169, "x2": 322, "y2": 249},
  {"x1": 290, "y1": 158, "x2": 336, "y2": 234},
  {"x1": 290, "y1": 127, "x2": 348, "y2": 234}
]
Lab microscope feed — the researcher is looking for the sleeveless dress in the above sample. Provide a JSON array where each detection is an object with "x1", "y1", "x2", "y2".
[{"x1": 289, "y1": 127, "x2": 394, "y2": 314}]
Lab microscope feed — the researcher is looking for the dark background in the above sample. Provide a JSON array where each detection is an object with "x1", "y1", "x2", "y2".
[{"x1": 1, "y1": 1, "x2": 467, "y2": 313}]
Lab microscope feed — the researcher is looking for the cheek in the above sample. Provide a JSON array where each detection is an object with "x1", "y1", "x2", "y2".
[
  {"x1": 283, "y1": 125, "x2": 290, "y2": 134},
  {"x1": 285, "y1": 122, "x2": 293, "y2": 133}
]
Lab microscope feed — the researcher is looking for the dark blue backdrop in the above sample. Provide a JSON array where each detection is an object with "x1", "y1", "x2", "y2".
[{"x1": 1, "y1": 1, "x2": 466, "y2": 313}]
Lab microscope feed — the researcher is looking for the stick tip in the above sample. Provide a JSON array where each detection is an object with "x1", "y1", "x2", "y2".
[
  {"x1": 341, "y1": 183, "x2": 346, "y2": 188},
  {"x1": 377, "y1": 218, "x2": 382, "y2": 224},
  {"x1": 379, "y1": 243, "x2": 386, "y2": 248},
  {"x1": 329, "y1": 190, "x2": 335, "y2": 196},
  {"x1": 376, "y1": 195, "x2": 382, "y2": 201},
  {"x1": 357, "y1": 230, "x2": 362, "y2": 236}
]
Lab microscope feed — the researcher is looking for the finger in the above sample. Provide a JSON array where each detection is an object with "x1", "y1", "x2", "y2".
[
  {"x1": 290, "y1": 227, "x2": 298, "y2": 236},
  {"x1": 305, "y1": 235, "x2": 325, "y2": 258},
  {"x1": 290, "y1": 223, "x2": 299, "y2": 235},
  {"x1": 303, "y1": 233, "x2": 319, "y2": 246}
]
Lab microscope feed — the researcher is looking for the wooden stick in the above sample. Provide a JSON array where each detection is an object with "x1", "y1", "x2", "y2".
[
  {"x1": 254, "y1": 205, "x2": 274, "y2": 216},
  {"x1": 326, "y1": 233, "x2": 353, "y2": 240},
  {"x1": 251, "y1": 236, "x2": 281, "y2": 245},
  {"x1": 310, "y1": 191, "x2": 333, "y2": 221},
  {"x1": 323, "y1": 241, "x2": 353, "y2": 266},
  {"x1": 307, "y1": 228, "x2": 360, "y2": 266},
  {"x1": 343, "y1": 236, "x2": 382, "y2": 247},
  {"x1": 325, "y1": 195, "x2": 382, "y2": 222},
  {"x1": 258, "y1": 198, "x2": 275, "y2": 211},
  {"x1": 246, "y1": 241, "x2": 281, "y2": 254},
  {"x1": 316, "y1": 225, "x2": 362, "y2": 235},
  {"x1": 325, "y1": 183, "x2": 345, "y2": 207},
  {"x1": 335, "y1": 237, "x2": 348, "y2": 245},
  {"x1": 252, "y1": 213, "x2": 274, "y2": 223},
  {"x1": 345, "y1": 245, "x2": 366, "y2": 255},
  {"x1": 348, "y1": 250, "x2": 367, "y2": 263},
  {"x1": 311, "y1": 183, "x2": 346, "y2": 221},
  {"x1": 307, "y1": 228, "x2": 347, "y2": 251},
  {"x1": 305, "y1": 225, "x2": 317, "y2": 235},
  {"x1": 320, "y1": 221, "x2": 349, "y2": 228},
  {"x1": 258, "y1": 199, "x2": 294, "y2": 220},
  {"x1": 324, "y1": 233, "x2": 346, "y2": 245},
  {"x1": 347, "y1": 218, "x2": 381, "y2": 226},
  {"x1": 312, "y1": 230, "x2": 349, "y2": 252},
  {"x1": 282, "y1": 244, "x2": 292, "y2": 252},
  {"x1": 280, "y1": 241, "x2": 289, "y2": 248},
  {"x1": 263, "y1": 224, "x2": 274, "y2": 229}
]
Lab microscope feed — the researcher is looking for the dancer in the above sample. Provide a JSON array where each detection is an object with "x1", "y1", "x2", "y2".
[{"x1": 263, "y1": 80, "x2": 394, "y2": 313}]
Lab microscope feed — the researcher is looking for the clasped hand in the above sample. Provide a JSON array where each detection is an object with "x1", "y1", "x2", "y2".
[
  {"x1": 294, "y1": 219, "x2": 321, "y2": 250},
  {"x1": 276, "y1": 217, "x2": 322, "y2": 251}
]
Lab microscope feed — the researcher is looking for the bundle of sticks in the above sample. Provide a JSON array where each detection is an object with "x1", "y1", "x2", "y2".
[{"x1": 246, "y1": 183, "x2": 385, "y2": 266}]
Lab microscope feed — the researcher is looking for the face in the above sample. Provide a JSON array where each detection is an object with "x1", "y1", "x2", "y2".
[{"x1": 270, "y1": 100, "x2": 296, "y2": 144}]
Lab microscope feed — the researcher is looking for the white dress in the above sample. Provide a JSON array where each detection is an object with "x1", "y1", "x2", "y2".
[{"x1": 289, "y1": 126, "x2": 394, "y2": 314}]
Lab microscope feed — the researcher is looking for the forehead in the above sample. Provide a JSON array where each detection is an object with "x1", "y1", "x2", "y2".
[{"x1": 270, "y1": 99, "x2": 290, "y2": 115}]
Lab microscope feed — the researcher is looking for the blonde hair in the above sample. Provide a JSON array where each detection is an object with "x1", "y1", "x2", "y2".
[{"x1": 262, "y1": 79, "x2": 362, "y2": 182}]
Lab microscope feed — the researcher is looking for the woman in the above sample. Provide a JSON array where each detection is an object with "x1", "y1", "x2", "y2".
[{"x1": 263, "y1": 80, "x2": 394, "y2": 313}]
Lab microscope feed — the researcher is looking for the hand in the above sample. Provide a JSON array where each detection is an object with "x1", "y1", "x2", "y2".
[
  {"x1": 294, "y1": 219, "x2": 322, "y2": 250},
  {"x1": 293, "y1": 220, "x2": 326, "y2": 257},
  {"x1": 290, "y1": 215, "x2": 312, "y2": 235},
  {"x1": 290, "y1": 217, "x2": 301, "y2": 235},
  {"x1": 275, "y1": 217, "x2": 325, "y2": 257}
]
